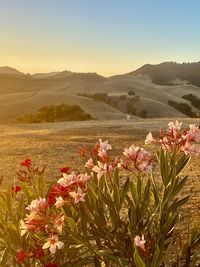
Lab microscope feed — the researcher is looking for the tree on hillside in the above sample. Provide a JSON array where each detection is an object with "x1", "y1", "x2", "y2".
[{"x1": 127, "y1": 90, "x2": 135, "y2": 96}]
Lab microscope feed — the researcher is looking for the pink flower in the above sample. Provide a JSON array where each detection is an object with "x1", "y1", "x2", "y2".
[
  {"x1": 98, "y1": 149, "x2": 109, "y2": 162},
  {"x1": 54, "y1": 214, "x2": 65, "y2": 233},
  {"x1": 20, "y1": 212, "x2": 44, "y2": 236},
  {"x1": 123, "y1": 145, "x2": 152, "y2": 172},
  {"x1": 186, "y1": 124, "x2": 200, "y2": 142},
  {"x1": 26, "y1": 198, "x2": 48, "y2": 214},
  {"x1": 123, "y1": 145, "x2": 140, "y2": 160},
  {"x1": 92, "y1": 161, "x2": 108, "y2": 179},
  {"x1": 77, "y1": 173, "x2": 91, "y2": 185},
  {"x1": 69, "y1": 188, "x2": 86, "y2": 204},
  {"x1": 85, "y1": 158, "x2": 94, "y2": 169},
  {"x1": 134, "y1": 235, "x2": 146, "y2": 248},
  {"x1": 57, "y1": 172, "x2": 76, "y2": 187},
  {"x1": 182, "y1": 142, "x2": 200, "y2": 156},
  {"x1": 42, "y1": 235, "x2": 64, "y2": 254},
  {"x1": 99, "y1": 139, "x2": 112, "y2": 151}
]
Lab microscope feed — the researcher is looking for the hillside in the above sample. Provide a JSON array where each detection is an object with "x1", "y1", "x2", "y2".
[
  {"x1": 0, "y1": 66, "x2": 25, "y2": 76},
  {"x1": 130, "y1": 61, "x2": 200, "y2": 86},
  {"x1": 0, "y1": 64, "x2": 200, "y2": 122}
]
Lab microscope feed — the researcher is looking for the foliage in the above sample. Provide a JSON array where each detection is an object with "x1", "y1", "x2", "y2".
[
  {"x1": 182, "y1": 94, "x2": 200, "y2": 111},
  {"x1": 168, "y1": 100, "x2": 197, "y2": 117},
  {"x1": 77, "y1": 92, "x2": 144, "y2": 118},
  {"x1": 0, "y1": 121, "x2": 200, "y2": 266},
  {"x1": 127, "y1": 90, "x2": 135, "y2": 96},
  {"x1": 15, "y1": 103, "x2": 94, "y2": 123}
]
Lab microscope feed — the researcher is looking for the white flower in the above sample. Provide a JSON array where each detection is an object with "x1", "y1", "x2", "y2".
[
  {"x1": 145, "y1": 132, "x2": 157, "y2": 145},
  {"x1": 168, "y1": 120, "x2": 182, "y2": 131},
  {"x1": 42, "y1": 235, "x2": 64, "y2": 254},
  {"x1": 54, "y1": 196, "x2": 65, "y2": 208}
]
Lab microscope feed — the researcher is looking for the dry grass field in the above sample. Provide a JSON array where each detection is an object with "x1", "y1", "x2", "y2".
[
  {"x1": 0, "y1": 118, "x2": 199, "y2": 228},
  {"x1": 1, "y1": 72, "x2": 200, "y2": 123}
]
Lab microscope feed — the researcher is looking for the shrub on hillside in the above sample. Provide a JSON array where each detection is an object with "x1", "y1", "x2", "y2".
[
  {"x1": 168, "y1": 100, "x2": 197, "y2": 117},
  {"x1": 15, "y1": 103, "x2": 94, "y2": 123},
  {"x1": 128, "y1": 90, "x2": 135, "y2": 96},
  {"x1": 182, "y1": 94, "x2": 200, "y2": 110}
]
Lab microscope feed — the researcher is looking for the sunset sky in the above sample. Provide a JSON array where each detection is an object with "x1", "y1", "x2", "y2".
[{"x1": 1, "y1": 0, "x2": 200, "y2": 76}]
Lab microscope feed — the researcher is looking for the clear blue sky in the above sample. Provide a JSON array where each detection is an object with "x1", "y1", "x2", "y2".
[{"x1": 0, "y1": 0, "x2": 200, "y2": 76}]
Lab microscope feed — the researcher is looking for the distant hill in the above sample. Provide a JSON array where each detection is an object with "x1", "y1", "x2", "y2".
[
  {"x1": 31, "y1": 71, "x2": 61, "y2": 79},
  {"x1": 130, "y1": 62, "x2": 200, "y2": 86},
  {"x1": 0, "y1": 66, "x2": 25, "y2": 76},
  {"x1": 0, "y1": 63, "x2": 200, "y2": 123}
]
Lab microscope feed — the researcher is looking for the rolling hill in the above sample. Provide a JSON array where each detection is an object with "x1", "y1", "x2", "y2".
[
  {"x1": 130, "y1": 61, "x2": 200, "y2": 86},
  {"x1": 0, "y1": 62, "x2": 200, "y2": 123}
]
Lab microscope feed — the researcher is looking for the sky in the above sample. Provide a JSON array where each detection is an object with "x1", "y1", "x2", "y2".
[{"x1": 0, "y1": 0, "x2": 200, "y2": 76}]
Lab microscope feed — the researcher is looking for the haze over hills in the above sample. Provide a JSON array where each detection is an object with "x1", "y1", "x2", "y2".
[{"x1": 0, "y1": 62, "x2": 200, "y2": 123}]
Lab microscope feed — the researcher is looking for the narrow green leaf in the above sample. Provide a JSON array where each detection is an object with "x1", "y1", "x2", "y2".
[
  {"x1": 0, "y1": 245, "x2": 10, "y2": 266},
  {"x1": 134, "y1": 249, "x2": 146, "y2": 267},
  {"x1": 120, "y1": 177, "x2": 130, "y2": 208}
]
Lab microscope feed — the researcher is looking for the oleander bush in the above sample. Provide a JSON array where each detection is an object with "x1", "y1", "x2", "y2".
[{"x1": 0, "y1": 121, "x2": 200, "y2": 266}]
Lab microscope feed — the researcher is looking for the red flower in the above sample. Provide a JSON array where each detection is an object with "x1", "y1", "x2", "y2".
[
  {"x1": 12, "y1": 185, "x2": 21, "y2": 193},
  {"x1": 60, "y1": 166, "x2": 70, "y2": 174},
  {"x1": 21, "y1": 159, "x2": 32, "y2": 167},
  {"x1": 16, "y1": 250, "x2": 26, "y2": 264},
  {"x1": 48, "y1": 194, "x2": 56, "y2": 206},
  {"x1": 45, "y1": 263, "x2": 59, "y2": 267},
  {"x1": 77, "y1": 145, "x2": 88, "y2": 157},
  {"x1": 34, "y1": 248, "x2": 44, "y2": 258}
]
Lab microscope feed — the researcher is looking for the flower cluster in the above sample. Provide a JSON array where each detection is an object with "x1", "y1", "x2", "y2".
[
  {"x1": 145, "y1": 120, "x2": 200, "y2": 155},
  {"x1": 83, "y1": 139, "x2": 122, "y2": 179},
  {"x1": 48, "y1": 170, "x2": 91, "y2": 207},
  {"x1": 123, "y1": 144, "x2": 152, "y2": 172},
  {"x1": 17, "y1": 158, "x2": 46, "y2": 182},
  {"x1": 4, "y1": 122, "x2": 198, "y2": 266},
  {"x1": 20, "y1": 197, "x2": 64, "y2": 254}
]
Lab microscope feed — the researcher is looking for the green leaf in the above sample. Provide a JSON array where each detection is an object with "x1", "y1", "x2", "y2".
[
  {"x1": 120, "y1": 177, "x2": 130, "y2": 208},
  {"x1": 130, "y1": 181, "x2": 138, "y2": 205},
  {"x1": 0, "y1": 245, "x2": 10, "y2": 266},
  {"x1": 98, "y1": 250, "x2": 122, "y2": 264},
  {"x1": 151, "y1": 245, "x2": 160, "y2": 267},
  {"x1": 134, "y1": 249, "x2": 146, "y2": 267},
  {"x1": 159, "y1": 150, "x2": 170, "y2": 186},
  {"x1": 66, "y1": 216, "x2": 78, "y2": 234},
  {"x1": 37, "y1": 175, "x2": 46, "y2": 197},
  {"x1": 176, "y1": 154, "x2": 190, "y2": 176},
  {"x1": 168, "y1": 195, "x2": 190, "y2": 213},
  {"x1": 113, "y1": 183, "x2": 120, "y2": 211}
]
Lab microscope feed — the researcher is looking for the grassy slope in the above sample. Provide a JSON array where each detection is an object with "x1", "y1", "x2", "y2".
[{"x1": 0, "y1": 72, "x2": 200, "y2": 122}]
